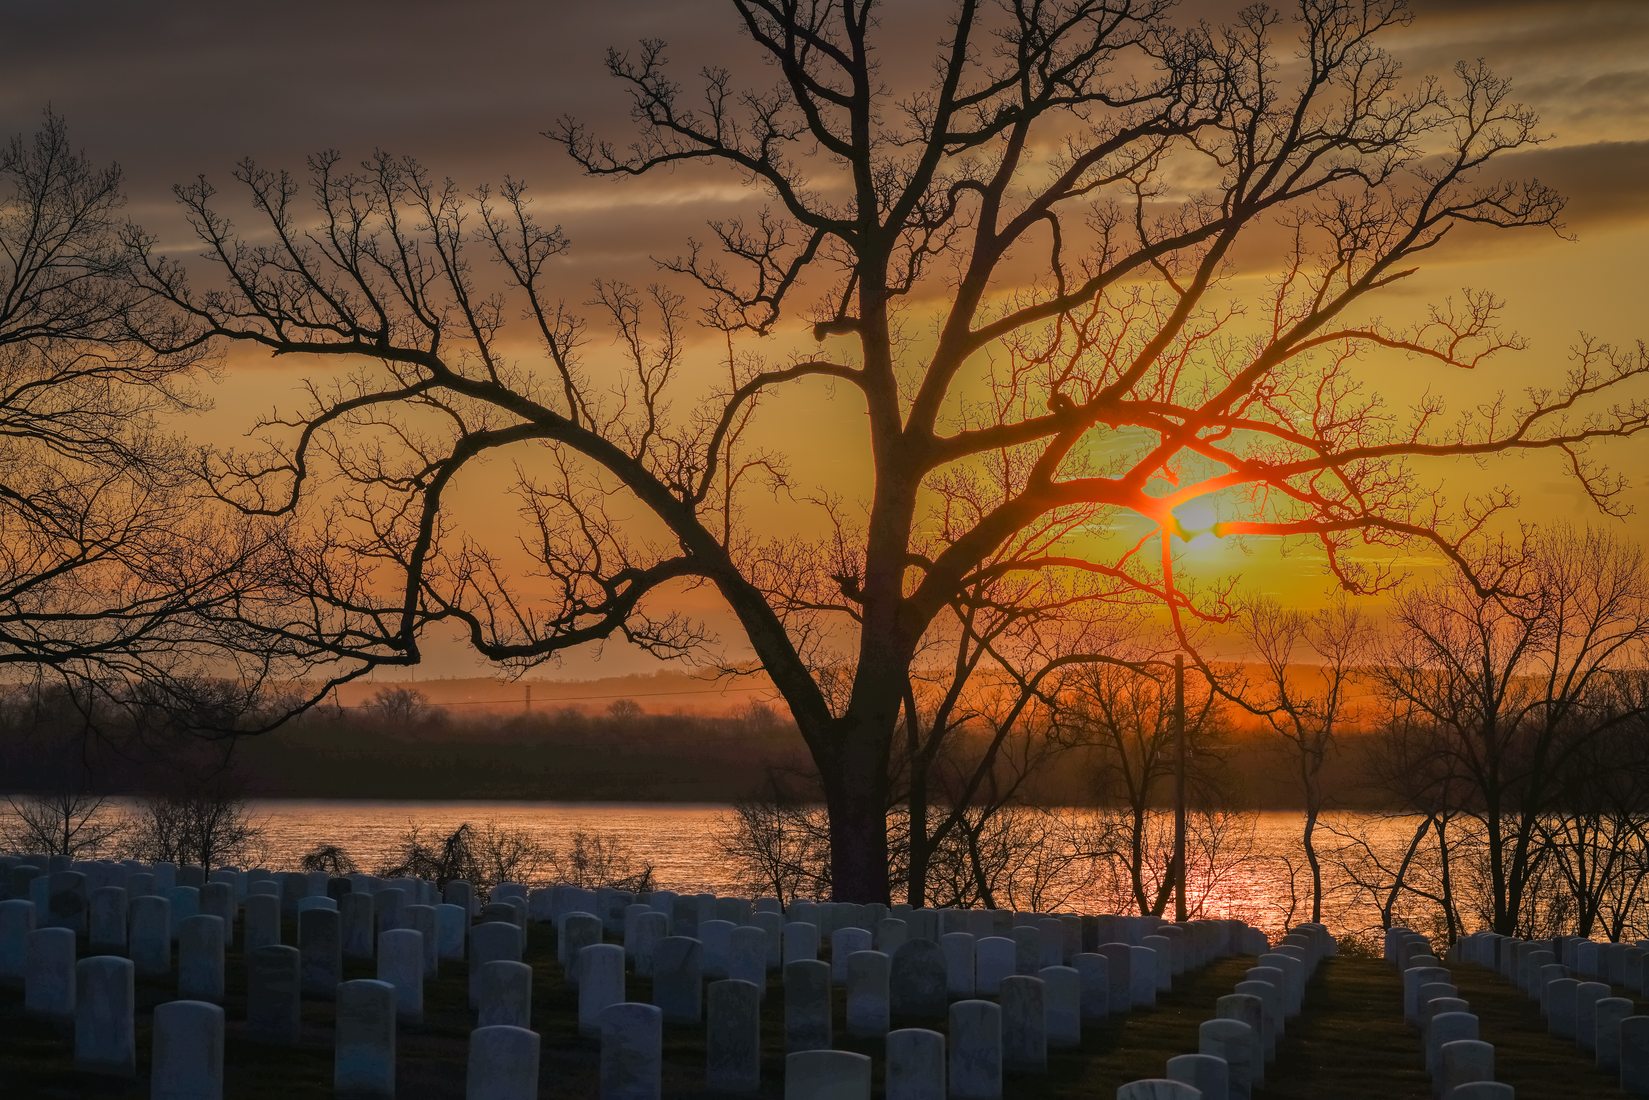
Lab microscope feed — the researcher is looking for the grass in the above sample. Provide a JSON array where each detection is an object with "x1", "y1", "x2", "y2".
[{"x1": 2, "y1": 920, "x2": 1633, "y2": 1098}]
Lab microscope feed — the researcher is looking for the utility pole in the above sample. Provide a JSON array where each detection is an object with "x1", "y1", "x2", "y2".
[
  {"x1": 525, "y1": 683, "x2": 532, "y2": 714},
  {"x1": 1173, "y1": 652, "x2": 1188, "y2": 923}
]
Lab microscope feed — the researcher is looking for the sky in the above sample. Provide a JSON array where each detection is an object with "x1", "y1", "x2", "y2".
[{"x1": 6, "y1": 0, "x2": 1648, "y2": 679}]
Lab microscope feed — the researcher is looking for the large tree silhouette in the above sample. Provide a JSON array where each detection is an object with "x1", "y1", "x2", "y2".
[{"x1": 133, "y1": 0, "x2": 1649, "y2": 901}]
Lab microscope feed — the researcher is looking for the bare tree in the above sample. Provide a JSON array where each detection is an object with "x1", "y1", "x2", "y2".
[
  {"x1": 1377, "y1": 526, "x2": 1649, "y2": 935},
  {"x1": 130, "y1": 1, "x2": 1649, "y2": 900},
  {"x1": 2, "y1": 791, "x2": 125, "y2": 859},
  {"x1": 1063, "y1": 659, "x2": 1224, "y2": 916},
  {"x1": 130, "y1": 784, "x2": 265, "y2": 873},
  {"x1": 718, "y1": 771, "x2": 833, "y2": 903},
  {"x1": 1233, "y1": 595, "x2": 1366, "y2": 921}
]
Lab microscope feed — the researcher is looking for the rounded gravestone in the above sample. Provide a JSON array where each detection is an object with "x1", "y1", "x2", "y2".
[
  {"x1": 887, "y1": 1027, "x2": 945, "y2": 1100},
  {"x1": 247, "y1": 945, "x2": 301, "y2": 1046},
  {"x1": 477, "y1": 959, "x2": 533, "y2": 1029},
  {"x1": 784, "y1": 958, "x2": 833, "y2": 1053},
  {"x1": 74, "y1": 956, "x2": 135, "y2": 1076},
  {"x1": 785, "y1": 1049, "x2": 871, "y2": 1100},
  {"x1": 599, "y1": 1001, "x2": 663, "y2": 1100},
  {"x1": 707, "y1": 978, "x2": 761, "y2": 1094},
  {"x1": 336, "y1": 978, "x2": 396, "y2": 1098},
  {"x1": 999, "y1": 974, "x2": 1047, "y2": 1074},
  {"x1": 152, "y1": 1000, "x2": 224, "y2": 1100},
  {"x1": 890, "y1": 939, "x2": 948, "y2": 1019},
  {"x1": 466, "y1": 1024, "x2": 540, "y2": 1100},
  {"x1": 1168, "y1": 1052, "x2": 1229, "y2": 1100}
]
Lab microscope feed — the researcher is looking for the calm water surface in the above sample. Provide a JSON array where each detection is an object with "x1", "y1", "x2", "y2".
[{"x1": 237, "y1": 800, "x2": 1415, "y2": 939}]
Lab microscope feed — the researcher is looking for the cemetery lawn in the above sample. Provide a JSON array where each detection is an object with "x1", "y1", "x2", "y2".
[{"x1": 0, "y1": 926, "x2": 1631, "y2": 1099}]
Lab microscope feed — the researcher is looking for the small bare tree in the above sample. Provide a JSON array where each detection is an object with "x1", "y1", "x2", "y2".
[
  {"x1": 1063, "y1": 658, "x2": 1225, "y2": 916},
  {"x1": 1232, "y1": 595, "x2": 1367, "y2": 922}
]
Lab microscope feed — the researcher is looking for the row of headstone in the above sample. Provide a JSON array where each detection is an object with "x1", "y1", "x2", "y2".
[
  {"x1": 1452, "y1": 927, "x2": 1649, "y2": 1097},
  {"x1": 1124, "y1": 920, "x2": 1329, "y2": 1100},
  {"x1": 1387, "y1": 927, "x2": 1511, "y2": 1100}
]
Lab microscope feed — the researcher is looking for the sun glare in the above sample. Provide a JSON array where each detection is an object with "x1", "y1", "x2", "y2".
[{"x1": 1171, "y1": 496, "x2": 1220, "y2": 543}]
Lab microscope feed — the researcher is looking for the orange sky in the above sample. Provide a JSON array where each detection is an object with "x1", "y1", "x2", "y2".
[{"x1": 8, "y1": 0, "x2": 1647, "y2": 678}]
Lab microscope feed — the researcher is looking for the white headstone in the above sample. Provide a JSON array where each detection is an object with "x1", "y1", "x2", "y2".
[
  {"x1": 478, "y1": 959, "x2": 534, "y2": 1029},
  {"x1": 89, "y1": 886, "x2": 128, "y2": 954},
  {"x1": 1000, "y1": 974, "x2": 1047, "y2": 1073},
  {"x1": 599, "y1": 1001, "x2": 662, "y2": 1100},
  {"x1": 1201, "y1": 1016, "x2": 1258, "y2": 1099},
  {"x1": 405, "y1": 903, "x2": 439, "y2": 979},
  {"x1": 1438, "y1": 1038, "x2": 1494, "y2": 1097},
  {"x1": 467, "y1": 1024, "x2": 540, "y2": 1100},
  {"x1": 784, "y1": 1049, "x2": 871, "y2": 1100},
  {"x1": 129, "y1": 895, "x2": 172, "y2": 979},
  {"x1": 1168, "y1": 1052, "x2": 1227, "y2": 1100},
  {"x1": 784, "y1": 921, "x2": 820, "y2": 965},
  {"x1": 340, "y1": 892, "x2": 376, "y2": 960},
  {"x1": 975, "y1": 936, "x2": 1016, "y2": 996},
  {"x1": 74, "y1": 955, "x2": 135, "y2": 1075},
  {"x1": 300, "y1": 906, "x2": 343, "y2": 998},
  {"x1": 1622, "y1": 1014, "x2": 1649, "y2": 1096},
  {"x1": 1074, "y1": 953, "x2": 1110, "y2": 1022},
  {"x1": 152, "y1": 999, "x2": 224, "y2": 1100},
  {"x1": 25, "y1": 925, "x2": 75, "y2": 1020},
  {"x1": 785, "y1": 958, "x2": 833, "y2": 1052},
  {"x1": 378, "y1": 927, "x2": 425, "y2": 1023},
  {"x1": 707, "y1": 978, "x2": 761, "y2": 1094},
  {"x1": 832, "y1": 926, "x2": 872, "y2": 983},
  {"x1": 1233, "y1": 980, "x2": 1282, "y2": 1061},
  {"x1": 652, "y1": 935, "x2": 704, "y2": 1024},
  {"x1": 887, "y1": 1027, "x2": 945, "y2": 1100},
  {"x1": 1548, "y1": 977, "x2": 1580, "y2": 1040},
  {"x1": 1576, "y1": 981, "x2": 1612, "y2": 1054},
  {"x1": 1040, "y1": 965, "x2": 1081, "y2": 1049},
  {"x1": 248, "y1": 945, "x2": 301, "y2": 1046},
  {"x1": 438, "y1": 903, "x2": 468, "y2": 962},
  {"x1": 1426, "y1": 1012, "x2": 1479, "y2": 1079},
  {"x1": 1099, "y1": 943, "x2": 1133, "y2": 1015},
  {"x1": 178, "y1": 914, "x2": 225, "y2": 1004},
  {"x1": 471, "y1": 921, "x2": 525, "y2": 1008},
  {"x1": 948, "y1": 999, "x2": 1002, "y2": 1100},
  {"x1": 941, "y1": 932, "x2": 976, "y2": 999},
  {"x1": 1214, "y1": 993, "x2": 1266, "y2": 1090},
  {"x1": 1598, "y1": 997, "x2": 1634, "y2": 1074},
  {"x1": 846, "y1": 949, "x2": 891, "y2": 1037},
  {"x1": 579, "y1": 942, "x2": 627, "y2": 1037},
  {"x1": 1130, "y1": 945, "x2": 1160, "y2": 1008},
  {"x1": 558, "y1": 911, "x2": 603, "y2": 981},
  {"x1": 0, "y1": 897, "x2": 35, "y2": 981},
  {"x1": 891, "y1": 939, "x2": 948, "y2": 1020},
  {"x1": 728, "y1": 925, "x2": 768, "y2": 994},
  {"x1": 336, "y1": 978, "x2": 397, "y2": 1098},
  {"x1": 628, "y1": 910, "x2": 669, "y2": 977}
]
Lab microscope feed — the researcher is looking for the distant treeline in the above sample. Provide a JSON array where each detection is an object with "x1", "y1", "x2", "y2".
[{"x1": 0, "y1": 684, "x2": 1390, "y2": 809}]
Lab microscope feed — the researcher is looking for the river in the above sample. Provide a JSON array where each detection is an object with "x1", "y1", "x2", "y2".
[{"x1": 223, "y1": 800, "x2": 1423, "y2": 941}]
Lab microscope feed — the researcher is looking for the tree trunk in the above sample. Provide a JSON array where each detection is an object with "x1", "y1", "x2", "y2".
[
  {"x1": 821, "y1": 735, "x2": 893, "y2": 904},
  {"x1": 1303, "y1": 803, "x2": 1323, "y2": 924}
]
